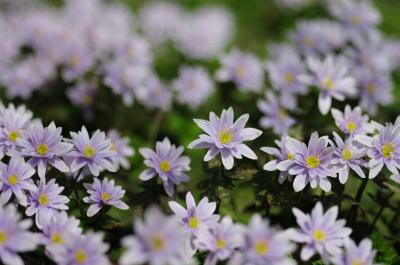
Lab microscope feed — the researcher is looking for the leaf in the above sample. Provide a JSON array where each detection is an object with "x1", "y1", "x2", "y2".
[
  {"x1": 311, "y1": 260, "x2": 324, "y2": 265},
  {"x1": 370, "y1": 231, "x2": 399, "y2": 264}
]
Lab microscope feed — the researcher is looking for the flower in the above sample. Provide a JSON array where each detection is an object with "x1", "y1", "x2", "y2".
[
  {"x1": 68, "y1": 126, "x2": 116, "y2": 177},
  {"x1": 330, "y1": 238, "x2": 378, "y2": 265},
  {"x1": 0, "y1": 204, "x2": 41, "y2": 265},
  {"x1": 0, "y1": 156, "x2": 36, "y2": 206},
  {"x1": 67, "y1": 79, "x2": 98, "y2": 108},
  {"x1": 355, "y1": 124, "x2": 400, "y2": 179},
  {"x1": 257, "y1": 92, "x2": 296, "y2": 135},
  {"x1": 47, "y1": 232, "x2": 110, "y2": 265},
  {"x1": 139, "y1": 138, "x2": 190, "y2": 196},
  {"x1": 331, "y1": 105, "x2": 374, "y2": 137},
  {"x1": 107, "y1": 129, "x2": 134, "y2": 170},
  {"x1": 41, "y1": 211, "x2": 82, "y2": 247},
  {"x1": 216, "y1": 49, "x2": 264, "y2": 92},
  {"x1": 300, "y1": 56, "x2": 357, "y2": 115},
  {"x1": 329, "y1": 133, "x2": 367, "y2": 183},
  {"x1": 277, "y1": 132, "x2": 337, "y2": 192},
  {"x1": 26, "y1": 179, "x2": 70, "y2": 228},
  {"x1": 261, "y1": 136, "x2": 294, "y2": 184},
  {"x1": 119, "y1": 207, "x2": 193, "y2": 265},
  {"x1": 173, "y1": 66, "x2": 214, "y2": 109},
  {"x1": 195, "y1": 216, "x2": 242, "y2": 265},
  {"x1": 291, "y1": 202, "x2": 352, "y2": 261},
  {"x1": 229, "y1": 215, "x2": 295, "y2": 265},
  {"x1": 83, "y1": 177, "x2": 129, "y2": 217},
  {"x1": 17, "y1": 122, "x2": 72, "y2": 179},
  {"x1": 61, "y1": 42, "x2": 94, "y2": 81},
  {"x1": 189, "y1": 107, "x2": 262, "y2": 170},
  {"x1": 136, "y1": 74, "x2": 172, "y2": 111},
  {"x1": 168, "y1": 192, "x2": 219, "y2": 237}
]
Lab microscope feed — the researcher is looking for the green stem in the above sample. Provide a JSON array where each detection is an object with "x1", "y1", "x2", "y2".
[
  {"x1": 148, "y1": 110, "x2": 164, "y2": 143},
  {"x1": 370, "y1": 192, "x2": 394, "y2": 231},
  {"x1": 349, "y1": 177, "x2": 369, "y2": 224}
]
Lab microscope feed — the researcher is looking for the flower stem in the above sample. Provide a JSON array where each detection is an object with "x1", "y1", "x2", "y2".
[
  {"x1": 148, "y1": 110, "x2": 164, "y2": 143},
  {"x1": 349, "y1": 177, "x2": 369, "y2": 224},
  {"x1": 370, "y1": 192, "x2": 394, "y2": 231}
]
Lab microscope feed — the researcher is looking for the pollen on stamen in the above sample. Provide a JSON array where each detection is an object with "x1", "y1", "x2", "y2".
[
  {"x1": 218, "y1": 129, "x2": 234, "y2": 144},
  {"x1": 8, "y1": 131, "x2": 21, "y2": 142},
  {"x1": 306, "y1": 155, "x2": 320, "y2": 169},
  {"x1": 8, "y1": 175, "x2": 18, "y2": 186},
  {"x1": 254, "y1": 240, "x2": 268, "y2": 255},
  {"x1": 83, "y1": 145, "x2": 96, "y2": 158},
  {"x1": 36, "y1": 143, "x2": 49, "y2": 156},
  {"x1": 346, "y1": 122, "x2": 357, "y2": 133},
  {"x1": 313, "y1": 229, "x2": 326, "y2": 242}
]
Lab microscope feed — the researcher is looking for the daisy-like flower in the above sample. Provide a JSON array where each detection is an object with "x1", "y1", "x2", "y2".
[
  {"x1": 291, "y1": 202, "x2": 352, "y2": 261},
  {"x1": 119, "y1": 207, "x2": 193, "y2": 265},
  {"x1": 229, "y1": 215, "x2": 295, "y2": 265},
  {"x1": 67, "y1": 79, "x2": 98, "y2": 108},
  {"x1": 188, "y1": 107, "x2": 262, "y2": 170},
  {"x1": 168, "y1": 192, "x2": 219, "y2": 237},
  {"x1": 216, "y1": 49, "x2": 264, "y2": 93},
  {"x1": 26, "y1": 179, "x2": 70, "y2": 228},
  {"x1": 195, "y1": 216, "x2": 242, "y2": 265},
  {"x1": 300, "y1": 56, "x2": 357, "y2": 115},
  {"x1": 173, "y1": 66, "x2": 214, "y2": 109},
  {"x1": 107, "y1": 129, "x2": 134, "y2": 170},
  {"x1": 331, "y1": 105, "x2": 374, "y2": 137},
  {"x1": 41, "y1": 211, "x2": 82, "y2": 247},
  {"x1": 83, "y1": 177, "x2": 129, "y2": 217},
  {"x1": 0, "y1": 204, "x2": 41, "y2": 265},
  {"x1": 257, "y1": 92, "x2": 296, "y2": 135},
  {"x1": 136, "y1": 75, "x2": 172, "y2": 111},
  {"x1": 261, "y1": 136, "x2": 295, "y2": 184},
  {"x1": 68, "y1": 126, "x2": 116, "y2": 177},
  {"x1": 139, "y1": 138, "x2": 190, "y2": 196},
  {"x1": 0, "y1": 156, "x2": 36, "y2": 206},
  {"x1": 61, "y1": 43, "x2": 95, "y2": 82},
  {"x1": 48, "y1": 232, "x2": 110, "y2": 265},
  {"x1": 330, "y1": 238, "x2": 378, "y2": 265},
  {"x1": 356, "y1": 124, "x2": 400, "y2": 179},
  {"x1": 329, "y1": 132, "x2": 367, "y2": 183},
  {"x1": 277, "y1": 132, "x2": 337, "y2": 192},
  {"x1": 17, "y1": 122, "x2": 72, "y2": 179}
]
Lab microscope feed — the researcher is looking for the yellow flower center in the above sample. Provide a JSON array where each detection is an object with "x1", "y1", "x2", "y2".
[
  {"x1": 382, "y1": 143, "x2": 394, "y2": 158},
  {"x1": 219, "y1": 129, "x2": 234, "y2": 144},
  {"x1": 351, "y1": 15, "x2": 361, "y2": 26},
  {"x1": 8, "y1": 131, "x2": 20, "y2": 142},
  {"x1": 235, "y1": 65, "x2": 247, "y2": 79},
  {"x1": 278, "y1": 108, "x2": 287, "y2": 119},
  {"x1": 71, "y1": 55, "x2": 81, "y2": 67},
  {"x1": 101, "y1": 192, "x2": 112, "y2": 202},
  {"x1": 254, "y1": 240, "x2": 268, "y2": 256},
  {"x1": 51, "y1": 233, "x2": 64, "y2": 245},
  {"x1": 284, "y1": 73, "x2": 295, "y2": 84},
  {"x1": 306, "y1": 155, "x2": 320, "y2": 168},
  {"x1": 83, "y1": 146, "x2": 96, "y2": 158},
  {"x1": 346, "y1": 122, "x2": 357, "y2": 133},
  {"x1": 352, "y1": 260, "x2": 365, "y2": 265},
  {"x1": 159, "y1": 160, "x2": 171, "y2": 172},
  {"x1": 36, "y1": 143, "x2": 49, "y2": 156},
  {"x1": 215, "y1": 239, "x2": 226, "y2": 249},
  {"x1": 302, "y1": 36, "x2": 314, "y2": 47},
  {"x1": 287, "y1": 153, "x2": 294, "y2": 160},
  {"x1": 323, "y1": 77, "x2": 335, "y2": 89},
  {"x1": 313, "y1": 229, "x2": 326, "y2": 242},
  {"x1": 188, "y1": 217, "x2": 200, "y2": 229},
  {"x1": 39, "y1": 193, "x2": 49, "y2": 205},
  {"x1": 0, "y1": 230, "x2": 8, "y2": 245},
  {"x1": 342, "y1": 149, "x2": 352, "y2": 160},
  {"x1": 367, "y1": 83, "x2": 376, "y2": 94},
  {"x1": 110, "y1": 143, "x2": 117, "y2": 152},
  {"x1": 8, "y1": 175, "x2": 18, "y2": 186},
  {"x1": 74, "y1": 249, "x2": 87, "y2": 264},
  {"x1": 151, "y1": 234, "x2": 165, "y2": 251}
]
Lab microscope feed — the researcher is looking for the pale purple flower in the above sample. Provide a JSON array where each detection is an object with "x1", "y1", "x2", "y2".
[
  {"x1": 228, "y1": 215, "x2": 295, "y2": 265},
  {"x1": 329, "y1": 132, "x2": 367, "y2": 183},
  {"x1": 68, "y1": 126, "x2": 116, "y2": 177},
  {"x1": 356, "y1": 124, "x2": 400, "y2": 179},
  {"x1": 41, "y1": 211, "x2": 82, "y2": 247},
  {"x1": 331, "y1": 105, "x2": 374, "y2": 137},
  {"x1": 261, "y1": 136, "x2": 295, "y2": 184},
  {"x1": 168, "y1": 192, "x2": 219, "y2": 237},
  {"x1": 67, "y1": 79, "x2": 98, "y2": 108},
  {"x1": 26, "y1": 179, "x2": 70, "y2": 229},
  {"x1": 216, "y1": 49, "x2": 264, "y2": 93},
  {"x1": 173, "y1": 66, "x2": 214, "y2": 109},
  {"x1": 83, "y1": 177, "x2": 129, "y2": 217},
  {"x1": 107, "y1": 129, "x2": 134, "y2": 170},
  {"x1": 17, "y1": 122, "x2": 72, "y2": 179},
  {"x1": 139, "y1": 138, "x2": 190, "y2": 196},
  {"x1": 330, "y1": 238, "x2": 378, "y2": 265},
  {"x1": 0, "y1": 204, "x2": 41, "y2": 265},
  {"x1": 300, "y1": 56, "x2": 357, "y2": 115},
  {"x1": 136, "y1": 75, "x2": 173, "y2": 111},
  {"x1": 291, "y1": 202, "x2": 352, "y2": 261},
  {"x1": 277, "y1": 132, "x2": 337, "y2": 192},
  {"x1": 257, "y1": 92, "x2": 296, "y2": 135},
  {"x1": 189, "y1": 107, "x2": 262, "y2": 170},
  {"x1": 119, "y1": 207, "x2": 193, "y2": 265},
  {"x1": 61, "y1": 42, "x2": 95, "y2": 82},
  {"x1": 114, "y1": 37, "x2": 152, "y2": 66},
  {"x1": 48, "y1": 232, "x2": 110, "y2": 265},
  {"x1": 0, "y1": 156, "x2": 36, "y2": 206},
  {"x1": 195, "y1": 216, "x2": 242, "y2": 265}
]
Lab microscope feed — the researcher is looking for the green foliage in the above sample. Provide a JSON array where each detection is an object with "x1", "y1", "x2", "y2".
[{"x1": 370, "y1": 231, "x2": 400, "y2": 264}]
